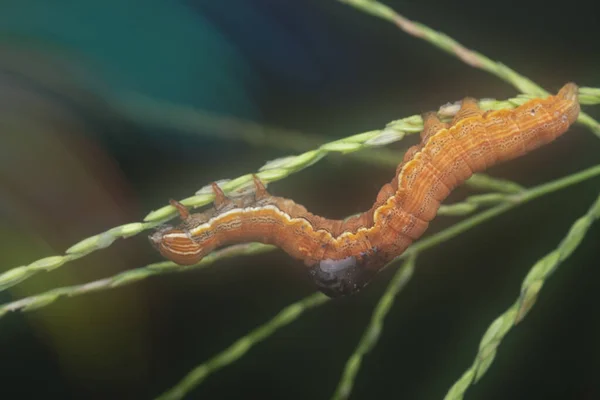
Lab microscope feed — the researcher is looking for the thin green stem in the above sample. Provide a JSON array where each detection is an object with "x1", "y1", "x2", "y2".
[
  {"x1": 445, "y1": 192, "x2": 600, "y2": 399},
  {"x1": 155, "y1": 292, "x2": 329, "y2": 400},
  {"x1": 116, "y1": 93, "x2": 404, "y2": 168},
  {"x1": 578, "y1": 87, "x2": 600, "y2": 105},
  {"x1": 0, "y1": 243, "x2": 275, "y2": 318},
  {"x1": 338, "y1": 0, "x2": 600, "y2": 137},
  {"x1": 331, "y1": 256, "x2": 416, "y2": 400}
]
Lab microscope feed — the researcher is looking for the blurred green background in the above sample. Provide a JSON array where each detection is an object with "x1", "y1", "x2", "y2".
[{"x1": 0, "y1": 0, "x2": 599, "y2": 399}]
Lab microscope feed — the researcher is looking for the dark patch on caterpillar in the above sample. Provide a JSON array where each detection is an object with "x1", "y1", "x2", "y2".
[{"x1": 149, "y1": 83, "x2": 580, "y2": 297}]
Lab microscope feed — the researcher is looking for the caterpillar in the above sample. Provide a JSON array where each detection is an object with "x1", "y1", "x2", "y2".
[{"x1": 149, "y1": 83, "x2": 580, "y2": 298}]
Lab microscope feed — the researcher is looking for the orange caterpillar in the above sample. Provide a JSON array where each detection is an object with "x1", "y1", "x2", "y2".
[{"x1": 150, "y1": 83, "x2": 580, "y2": 297}]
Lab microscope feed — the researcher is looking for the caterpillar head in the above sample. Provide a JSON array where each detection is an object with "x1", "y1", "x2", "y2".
[{"x1": 149, "y1": 226, "x2": 205, "y2": 266}]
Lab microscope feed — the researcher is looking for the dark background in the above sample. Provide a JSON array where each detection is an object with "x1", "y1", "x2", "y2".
[{"x1": 0, "y1": 0, "x2": 599, "y2": 399}]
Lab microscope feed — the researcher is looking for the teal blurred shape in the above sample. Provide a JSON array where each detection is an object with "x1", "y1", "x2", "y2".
[{"x1": 0, "y1": 0, "x2": 258, "y2": 117}]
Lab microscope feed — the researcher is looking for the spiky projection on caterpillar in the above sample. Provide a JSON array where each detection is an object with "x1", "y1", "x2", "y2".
[{"x1": 149, "y1": 83, "x2": 580, "y2": 297}]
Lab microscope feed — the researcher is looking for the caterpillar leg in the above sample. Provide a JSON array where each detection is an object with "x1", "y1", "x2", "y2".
[
  {"x1": 398, "y1": 112, "x2": 449, "y2": 174},
  {"x1": 210, "y1": 182, "x2": 234, "y2": 211},
  {"x1": 452, "y1": 97, "x2": 482, "y2": 124},
  {"x1": 421, "y1": 112, "x2": 449, "y2": 143},
  {"x1": 169, "y1": 199, "x2": 190, "y2": 220},
  {"x1": 252, "y1": 174, "x2": 269, "y2": 200}
]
